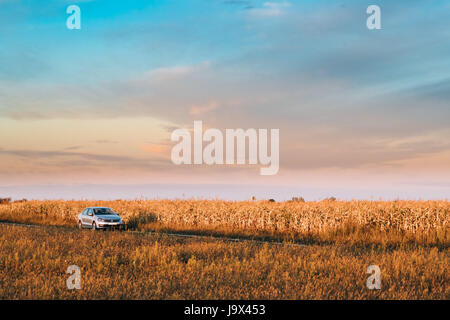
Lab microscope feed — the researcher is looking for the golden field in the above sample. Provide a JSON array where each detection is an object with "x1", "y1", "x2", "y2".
[
  {"x1": 0, "y1": 199, "x2": 448, "y2": 299},
  {"x1": 0, "y1": 199, "x2": 448, "y2": 246},
  {"x1": 0, "y1": 224, "x2": 448, "y2": 299}
]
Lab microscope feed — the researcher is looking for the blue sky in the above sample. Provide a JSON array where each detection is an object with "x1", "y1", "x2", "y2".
[
  {"x1": 0, "y1": 0, "x2": 449, "y2": 200},
  {"x1": 2, "y1": 0, "x2": 449, "y2": 87}
]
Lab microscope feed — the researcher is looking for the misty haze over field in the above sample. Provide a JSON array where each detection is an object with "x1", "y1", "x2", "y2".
[{"x1": 1, "y1": 183, "x2": 448, "y2": 201}]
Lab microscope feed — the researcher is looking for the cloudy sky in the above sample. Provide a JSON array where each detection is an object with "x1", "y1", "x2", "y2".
[{"x1": 0, "y1": 0, "x2": 449, "y2": 200}]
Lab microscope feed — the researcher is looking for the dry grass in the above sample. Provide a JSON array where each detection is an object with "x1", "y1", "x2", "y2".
[
  {"x1": 0, "y1": 199, "x2": 448, "y2": 246},
  {"x1": 0, "y1": 224, "x2": 448, "y2": 299}
]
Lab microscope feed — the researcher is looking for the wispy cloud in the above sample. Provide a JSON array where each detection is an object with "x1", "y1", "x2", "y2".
[
  {"x1": 94, "y1": 140, "x2": 119, "y2": 144},
  {"x1": 140, "y1": 143, "x2": 171, "y2": 158},
  {"x1": 0, "y1": 148, "x2": 168, "y2": 169},
  {"x1": 189, "y1": 101, "x2": 220, "y2": 115},
  {"x1": 139, "y1": 62, "x2": 211, "y2": 84},
  {"x1": 222, "y1": 0, "x2": 254, "y2": 9},
  {"x1": 248, "y1": 1, "x2": 291, "y2": 17},
  {"x1": 64, "y1": 146, "x2": 83, "y2": 151}
]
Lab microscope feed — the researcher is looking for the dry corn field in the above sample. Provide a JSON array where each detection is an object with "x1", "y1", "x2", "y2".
[
  {"x1": 0, "y1": 199, "x2": 448, "y2": 246},
  {"x1": 0, "y1": 199, "x2": 448, "y2": 299}
]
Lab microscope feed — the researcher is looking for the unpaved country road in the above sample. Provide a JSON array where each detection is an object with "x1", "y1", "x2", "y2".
[{"x1": 0, "y1": 221, "x2": 307, "y2": 247}]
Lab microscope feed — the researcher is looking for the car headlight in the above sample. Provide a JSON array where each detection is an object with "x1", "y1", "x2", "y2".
[{"x1": 98, "y1": 218, "x2": 105, "y2": 222}]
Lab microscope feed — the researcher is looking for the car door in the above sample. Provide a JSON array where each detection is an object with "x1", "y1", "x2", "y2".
[
  {"x1": 83, "y1": 208, "x2": 94, "y2": 225},
  {"x1": 80, "y1": 209, "x2": 88, "y2": 225}
]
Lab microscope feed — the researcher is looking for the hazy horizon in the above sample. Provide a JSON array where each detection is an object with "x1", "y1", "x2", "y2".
[{"x1": 1, "y1": 183, "x2": 448, "y2": 202}]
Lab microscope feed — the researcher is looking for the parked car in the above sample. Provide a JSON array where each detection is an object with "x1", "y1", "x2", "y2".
[{"x1": 77, "y1": 207, "x2": 125, "y2": 231}]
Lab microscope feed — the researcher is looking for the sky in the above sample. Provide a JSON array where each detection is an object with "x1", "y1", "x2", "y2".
[{"x1": 0, "y1": 0, "x2": 449, "y2": 200}]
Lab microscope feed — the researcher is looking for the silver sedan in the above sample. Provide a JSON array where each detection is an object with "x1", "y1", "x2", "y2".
[{"x1": 77, "y1": 207, "x2": 125, "y2": 230}]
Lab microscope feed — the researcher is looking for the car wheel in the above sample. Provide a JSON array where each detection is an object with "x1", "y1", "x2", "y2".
[
  {"x1": 92, "y1": 222, "x2": 97, "y2": 231},
  {"x1": 78, "y1": 221, "x2": 82, "y2": 230}
]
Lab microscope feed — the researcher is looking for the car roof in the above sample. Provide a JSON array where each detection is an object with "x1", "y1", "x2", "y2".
[{"x1": 86, "y1": 207, "x2": 112, "y2": 209}]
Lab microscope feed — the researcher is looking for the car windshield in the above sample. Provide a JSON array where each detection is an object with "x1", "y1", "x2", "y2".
[{"x1": 93, "y1": 208, "x2": 115, "y2": 215}]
